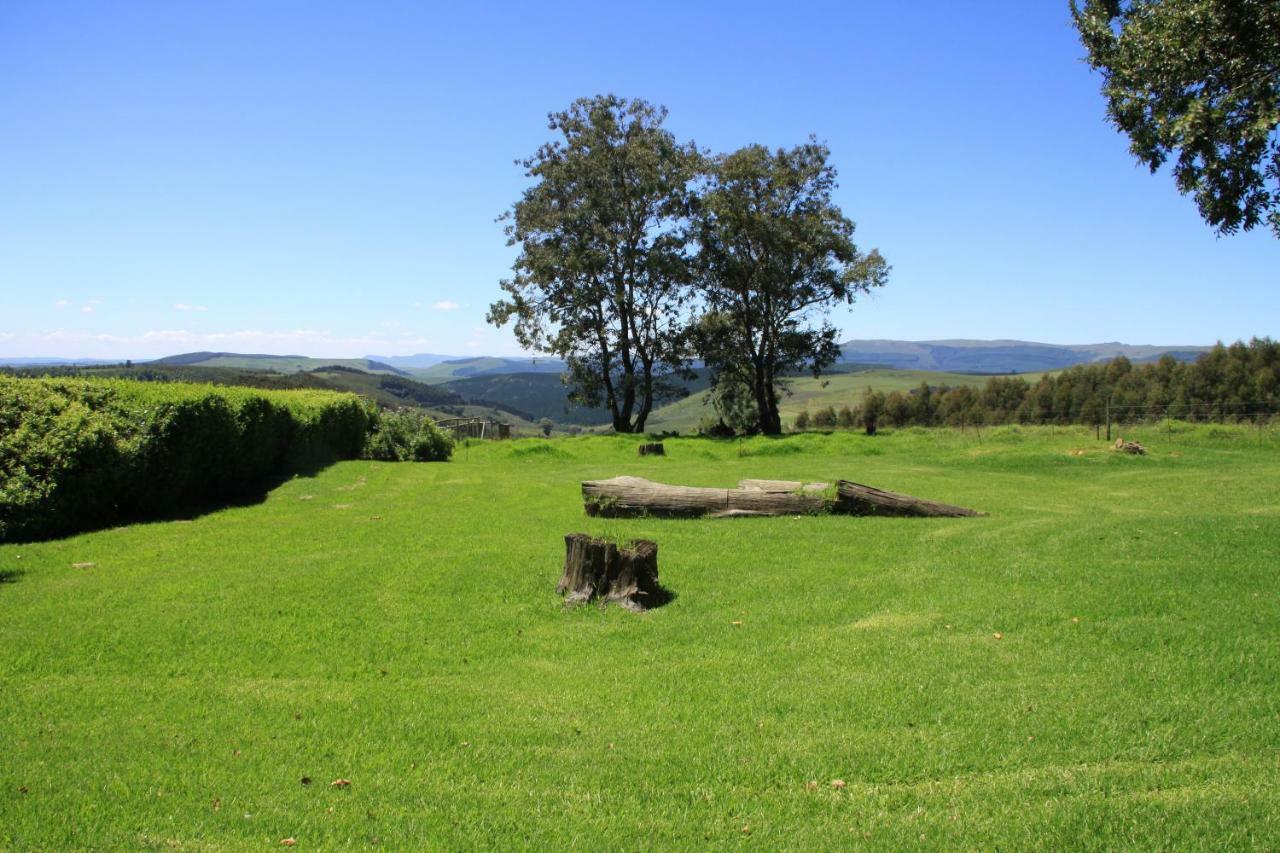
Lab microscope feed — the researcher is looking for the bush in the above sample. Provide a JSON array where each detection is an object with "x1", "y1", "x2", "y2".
[
  {"x1": 793, "y1": 410, "x2": 811, "y2": 430},
  {"x1": 812, "y1": 406, "x2": 838, "y2": 428},
  {"x1": 362, "y1": 409, "x2": 453, "y2": 462},
  {"x1": 0, "y1": 376, "x2": 373, "y2": 542}
]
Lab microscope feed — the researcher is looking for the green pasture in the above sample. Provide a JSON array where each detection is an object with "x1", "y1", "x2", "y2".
[
  {"x1": 646, "y1": 368, "x2": 1048, "y2": 432},
  {"x1": 2, "y1": 425, "x2": 1278, "y2": 848}
]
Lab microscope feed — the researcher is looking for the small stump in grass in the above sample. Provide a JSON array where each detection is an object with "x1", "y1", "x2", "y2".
[
  {"x1": 1113, "y1": 438, "x2": 1146, "y2": 455},
  {"x1": 638, "y1": 442, "x2": 665, "y2": 457},
  {"x1": 558, "y1": 534, "x2": 669, "y2": 611}
]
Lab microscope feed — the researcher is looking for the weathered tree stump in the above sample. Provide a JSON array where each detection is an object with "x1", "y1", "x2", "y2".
[
  {"x1": 638, "y1": 442, "x2": 665, "y2": 456},
  {"x1": 581, "y1": 476, "x2": 984, "y2": 518},
  {"x1": 834, "y1": 480, "x2": 985, "y2": 517},
  {"x1": 557, "y1": 534, "x2": 662, "y2": 611}
]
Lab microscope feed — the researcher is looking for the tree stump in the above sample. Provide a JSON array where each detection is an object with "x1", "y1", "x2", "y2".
[
  {"x1": 557, "y1": 534, "x2": 662, "y2": 611},
  {"x1": 638, "y1": 442, "x2": 665, "y2": 456}
]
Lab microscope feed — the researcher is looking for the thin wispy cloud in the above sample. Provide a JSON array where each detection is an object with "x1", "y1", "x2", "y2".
[
  {"x1": 54, "y1": 298, "x2": 70, "y2": 308},
  {"x1": 433, "y1": 300, "x2": 460, "y2": 311},
  {"x1": 81, "y1": 300, "x2": 102, "y2": 314},
  {"x1": 1, "y1": 328, "x2": 439, "y2": 360},
  {"x1": 173, "y1": 303, "x2": 208, "y2": 312}
]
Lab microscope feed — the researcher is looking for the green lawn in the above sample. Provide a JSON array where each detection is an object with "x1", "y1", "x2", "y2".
[{"x1": 2, "y1": 426, "x2": 1278, "y2": 848}]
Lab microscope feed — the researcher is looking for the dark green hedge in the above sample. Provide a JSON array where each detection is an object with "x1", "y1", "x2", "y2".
[{"x1": 0, "y1": 377, "x2": 371, "y2": 542}]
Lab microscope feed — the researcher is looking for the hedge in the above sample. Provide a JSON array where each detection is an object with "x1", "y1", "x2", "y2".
[{"x1": 0, "y1": 376, "x2": 372, "y2": 542}]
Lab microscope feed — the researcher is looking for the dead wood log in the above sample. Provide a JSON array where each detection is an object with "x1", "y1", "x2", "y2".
[
  {"x1": 834, "y1": 480, "x2": 985, "y2": 517},
  {"x1": 1113, "y1": 438, "x2": 1146, "y2": 455},
  {"x1": 557, "y1": 534, "x2": 661, "y2": 611},
  {"x1": 638, "y1": 442, "x2": 665, "y2": 456},
  {"x1": 581, "y1": 476, "x2": 985, "y2": 519},
  {"x1": 582, "y1": 476, "x2": 827, "y2": 518},
  {"x1": 738, "y1": 479, "x2": 829, "y2": 495}
]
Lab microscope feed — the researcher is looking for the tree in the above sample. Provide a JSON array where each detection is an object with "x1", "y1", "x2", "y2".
[
  {"x1": 860, "y1": 387, "x2": 885, "y2": 435},
  {"x1": 488, "y1": 95, "x2": 700, "y2": 433},
  {"x1": 1072, "y1": 0, "x2": 1280, "y2": 237},
  {"x1": 692, "y1": 140, "x2": 889, "y2": 434}
]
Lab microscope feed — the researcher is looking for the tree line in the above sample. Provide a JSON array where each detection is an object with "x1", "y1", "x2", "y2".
[
  {"x1": 794, "y1": 338, "x2": 1280, "y2": 432},
  {"x1": 488, "y1": 95, "x2": 889, "y2": 435}
]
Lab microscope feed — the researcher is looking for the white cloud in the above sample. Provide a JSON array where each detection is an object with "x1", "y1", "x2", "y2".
[
  {"x1": 0, "y1": 328, "x2": 439, "y2": 360},
  {"x1": 54, "y1": 299, "x2": 70, "y2": 308},
  {"x1": 432, "y1": 300, "x2": 460, "y2": 311},
  {"x1": 173, "y1": 302, "x2": 208, "y2": 312},
  {"x1": 81, "y1": 300, "x2": 102, "y2": 314}
]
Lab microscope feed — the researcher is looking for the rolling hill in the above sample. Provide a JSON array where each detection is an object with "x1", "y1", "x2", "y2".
[
  {"x1": 837, "y1": 339, "x2": 1208, "y2": 372},
  {"x1": 150, "y1": 352, "x2": 409, "y2": 375},
  {"x1": 409, "y1": 356, "x2": 568, "y2": 383}
]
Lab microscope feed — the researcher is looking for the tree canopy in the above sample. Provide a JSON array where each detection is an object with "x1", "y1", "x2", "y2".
[
  {"x1": 487, "y1": 95, "x2": 699, "y2": 433},
  {"x1": 1072, "y1": 0, "x2": 1280, "y2": 237},
  {"x1": 692, "y1": 141, "x2": 889, "y2": 434}
]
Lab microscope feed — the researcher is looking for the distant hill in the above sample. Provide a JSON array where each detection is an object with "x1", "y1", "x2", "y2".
[
  {"x1": 149, "y1": 352, "x2": 409, "y2": 375},
  {"x1": 837, "y1": 340, "x2": 1208, "y2": 373},
  {"x1": 410, "y1": 356, "x2": 568, "y2": 383},
  {"x1": 441, "y1": 373, "x2": 611, "y2": 425},
  {"x1": 0, "y1": 357, "x2": 121, "y2": 367},
  {"x1": 363, "y1": 353, "x2": 460, "y2": 370}
]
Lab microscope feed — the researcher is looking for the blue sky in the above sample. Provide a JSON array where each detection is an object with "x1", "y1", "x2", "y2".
[{"x1": 1, "y1": 0, "x2": 1276, "y2": 359}]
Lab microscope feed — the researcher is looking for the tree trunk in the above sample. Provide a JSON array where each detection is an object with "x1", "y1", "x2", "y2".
[
  {"x1": 582, "y1": 476, "x2": 828, "y2": 518},
  {"x1": 557, "y1": 534, "x2": 662, "y2": 611},
  {"x1": 833, "y1": 480, "x2": 985, "y2": 517},
  {"x1": 581, "y1": 476, "x2": 984, "y2": 519}
]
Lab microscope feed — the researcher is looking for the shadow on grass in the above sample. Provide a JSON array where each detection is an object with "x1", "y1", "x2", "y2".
[
  {"x1": 0, "y1": 569, "x2": 24, "y2": 585},
  {"x1": 642, "y1": 584, "x2": 677, "y2": 610},
  {"x1": 1, "y1": 458, "x2": 337, "y2": 545}
]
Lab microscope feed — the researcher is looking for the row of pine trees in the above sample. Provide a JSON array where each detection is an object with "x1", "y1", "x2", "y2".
[{"x1": 793, "y1": 338, "x2": 1280, "y2": 431}]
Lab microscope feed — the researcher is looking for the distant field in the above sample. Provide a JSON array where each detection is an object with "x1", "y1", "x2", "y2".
[
  {"x1": 2, "y1": 424, "x2": 1277, "y2": 847},
  {"x1": 645, "y1": 368, "x2": 1050, "y2": 432}
]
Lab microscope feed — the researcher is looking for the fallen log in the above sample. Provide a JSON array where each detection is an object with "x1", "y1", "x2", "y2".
[
  {"x1": 1113, "y1": 437, "x2": 1146, "y2": 455},
  {"x1": 638, "y1": 442, "x2": 665, "y2": 456},
  {"x1": 557, "y1": 534, "x2": 663, "y2": 611},
  {"x1": 834, "y1": 480, "x2": 985, "y2": 517},
  {"x1": 582, "y1": 476, "x2": 827, "y2": 518},
  {"x1": 581, "y1": 476, "x2": 984, "y2": 519}
]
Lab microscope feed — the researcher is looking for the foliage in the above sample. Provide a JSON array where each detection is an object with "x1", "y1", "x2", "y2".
[
  {"x1": 692, "y1": 140, "x2": 889, "y2": 434},
  {"x1": 793, "y1": 410, "x2": 810, "y2": 430},
  {"x1": 488, "y1": 94, "x2": 700, "y2": 432},
  {"x1": 811, "y1": 405, "x2": 838, "y2": 428},
  {"x1": 362, "y1": 409, "x2": 453, "y2": 462},
  {"x1": 1072, "y1": 0, "x2": 1280, "y2": 237},
  {"x1": 0, "y1": 376, "x2": 371, "y2": 542},
  {"x1": 811, "y1": 338, "x2": 1279, "y2": 429}
]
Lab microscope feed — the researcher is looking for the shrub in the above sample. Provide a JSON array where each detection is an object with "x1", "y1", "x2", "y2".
[
  {"x1": 812, "y1": 406, "x2": 838, "y2": 428},
  {"x1": 837, "y1": 405, "x2": 856, "y2": 428},
  {"x1": 0, "y1": 376, "x2": 373, "y2": 542},
  {"x1": 362, "y1": 409, "x2": 453, "y2": 462},
  {"x1": 793, "y1": 410, "x2": 811, "y2": 430}
]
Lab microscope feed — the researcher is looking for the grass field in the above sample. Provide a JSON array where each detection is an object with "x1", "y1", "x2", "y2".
[{"x1": 2, "y1": 425, "x2": 1278, "y2": 847}]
